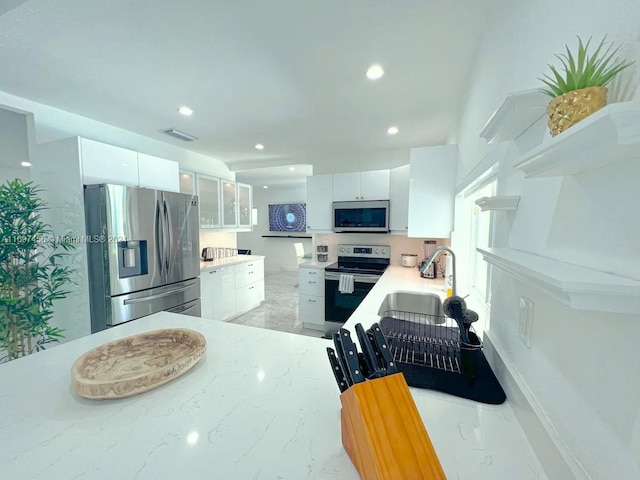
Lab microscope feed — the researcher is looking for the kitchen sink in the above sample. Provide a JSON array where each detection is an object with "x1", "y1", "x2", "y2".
[
  {"x1": 376, "y1": 291, "x2": 506, "y2": 405},
  {"x1": 377, "y1": 291, "x2": 445, "y2": 321}
]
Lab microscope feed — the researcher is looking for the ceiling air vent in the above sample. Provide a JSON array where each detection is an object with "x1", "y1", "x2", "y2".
[{"x1": 161, "y1": 128, "x2": 198, "y2": 142}]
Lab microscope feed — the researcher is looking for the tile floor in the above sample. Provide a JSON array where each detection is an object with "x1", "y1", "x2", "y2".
[{"x1": 229, "y1": 270, "x2": 326, "y2": 339}]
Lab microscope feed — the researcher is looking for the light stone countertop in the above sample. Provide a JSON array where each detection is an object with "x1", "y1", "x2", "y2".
[
  {"x1": 199, "y1": 254, "x2": 265, "y2": 271},
  {"x1": 0, "y1": 304, "x2": 547, "y2": 479},
  {"x1": 343, "y1": 264, "x2": 448, "y2": 331}
]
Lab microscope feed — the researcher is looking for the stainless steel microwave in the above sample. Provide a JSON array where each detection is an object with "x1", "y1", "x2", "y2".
[{"x1": 332, "y1": 200, "x2": 390, "y2": 233}]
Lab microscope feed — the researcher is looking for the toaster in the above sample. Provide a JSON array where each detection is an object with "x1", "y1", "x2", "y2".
[{"x1": 201, "y1": 247, "x2": 215, "y2": 261}]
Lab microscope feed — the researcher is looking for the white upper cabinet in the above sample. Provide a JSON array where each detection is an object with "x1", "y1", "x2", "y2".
[
  {"x1": 137, "y1": 152, "x2": 179, "y2": 192},
  {"x1": 237, "y1": 182, "x2": 252, "y2": 229},
  {"x1": 79, "y1": 138, "x2": 180, "y2": 192},
  {"x1": 306, "y1": 174, "x2": 333, "y2": 233},
  {"x1": 359, "y1": 169, "x2": 390, "y2": 200},
  {"x1": 221, "y1": 180, "x2": 238, "y2": 228},
  {"x1": 179, "y1": 170, "x2": 196, "y2": 195},
  {"x1": 197, "y1": 174, "x2": 221, "y2": 229},
  {"x1": 80, "y1": 138, "x2": 139, "y2": 186},
  {"x1": 389, "y1": 164, "x2": 410, "y2": 233},
  {"x1": 408, "y1": 145, "x2": 457, "y2": 238},
  {"x1": 332, "y1": 170, "x2": 390, "y2": 201}
]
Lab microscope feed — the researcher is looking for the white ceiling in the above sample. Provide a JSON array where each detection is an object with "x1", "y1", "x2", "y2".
[{"x1": 0, "y1": 0, "x2": 491, "y2": 184}]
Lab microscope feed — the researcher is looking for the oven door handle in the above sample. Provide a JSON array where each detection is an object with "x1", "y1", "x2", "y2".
[{"x1": 325, "y1": 272, "x2": 380, "y2": 284}]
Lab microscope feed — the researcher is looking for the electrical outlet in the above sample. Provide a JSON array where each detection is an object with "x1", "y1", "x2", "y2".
[{"x1": 519, "y1": 296, "x2": 534, "y2": 348}]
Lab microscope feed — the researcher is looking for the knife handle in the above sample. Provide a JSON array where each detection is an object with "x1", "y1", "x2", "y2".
[
  {"x1": 369, "y1": 323, "x2": 398, "y2": 374},
  {"x1": 355, "y1": 323, "x2": 384, "y2": 379},
  {"x1": 338, "y1": 329, "x2": 367, "y2": 384},
  {"x1": 326, "y1": 347, "x2": 348, "y2": 393},
  {"x1": 333, "y1": 332, "x2": 353, "y2": 387}
]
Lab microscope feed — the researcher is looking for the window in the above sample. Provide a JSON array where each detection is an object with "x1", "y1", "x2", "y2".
[{"x1": 469, "y1": 181, "x2": 496, "y2": 304}]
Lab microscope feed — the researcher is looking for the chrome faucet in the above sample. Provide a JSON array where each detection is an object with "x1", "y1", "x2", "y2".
[{"x1": 419, "y1": 246, "x2": 456, "y2": 296}]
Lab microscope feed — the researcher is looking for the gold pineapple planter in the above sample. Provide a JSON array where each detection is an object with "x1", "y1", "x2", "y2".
[{"x1": 546, "y1": 86, "x2": 608, "y2": 136}]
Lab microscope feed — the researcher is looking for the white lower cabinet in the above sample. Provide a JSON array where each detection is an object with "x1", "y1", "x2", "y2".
[
  {"x1": 235, "y1": 258, "x2": 265, "y2": 315},
  {"x1": 200, "y1": 270, "x2": 216, "y2": 320},
  {"x1": 200, "y1": 266, "x2": 236, "y2": 321},
  {"x1": 298, "y1": 264, "x2": 325, "y2": 331}
]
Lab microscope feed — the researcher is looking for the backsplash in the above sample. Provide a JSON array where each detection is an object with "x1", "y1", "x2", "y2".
[
  {"x1": 199, "y1": 231, "x2": 237, "y2": 250},
  {"x1": 313, "y1": 234, "x2": 450, "y2": 268}
]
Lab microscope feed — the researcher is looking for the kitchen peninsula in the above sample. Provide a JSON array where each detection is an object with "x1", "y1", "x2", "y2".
[{"x1": 0, "y1": 274, "x2": 547, "y2": 479}]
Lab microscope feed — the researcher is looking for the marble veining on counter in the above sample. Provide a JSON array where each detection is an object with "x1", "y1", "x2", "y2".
[
  {"x1": 199, "y1": 254, "x2": 264, "y2": 271},
  {"x1": 0, "y1": 311, "x2": 547, "y2": 479}
]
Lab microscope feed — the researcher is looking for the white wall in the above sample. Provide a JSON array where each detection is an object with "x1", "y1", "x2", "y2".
[
  {"x1": 237, "y1": 184, "x2": 310, "y2": 273},
  {"x1": 454, "y1": 1, "x2": 640, "y2": 478},
  {"x1": 0, "y1": 108, "x2": 30, "y2": 183}
]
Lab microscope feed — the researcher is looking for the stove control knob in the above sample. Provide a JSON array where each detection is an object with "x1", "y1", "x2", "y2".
[
  {"x1": 381, "y1": 248, "x2": 388, "y2": 255},
  {"x1": 340, "y1": 247, "x2": 345, "y2": 253},
  {"x1": 374, "y1": 248, "x2": 381, "y2": 254}
]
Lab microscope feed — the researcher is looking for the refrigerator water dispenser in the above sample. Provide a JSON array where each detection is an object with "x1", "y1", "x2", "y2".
[{"x1": 118, "y1": 240, "x2": 148, "y2": 278}]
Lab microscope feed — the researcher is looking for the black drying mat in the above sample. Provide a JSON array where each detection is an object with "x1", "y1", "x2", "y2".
[{"x1": 380, "y1": 317, "x2": 506, "y2": 405}]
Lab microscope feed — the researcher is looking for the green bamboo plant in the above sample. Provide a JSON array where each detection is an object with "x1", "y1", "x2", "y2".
[
  {"x1": 0, "y1": 179, "x2": 75, "y2": 363},
  {"x1": 539, "y1": 36, "x2": 635, "y2": 98}
]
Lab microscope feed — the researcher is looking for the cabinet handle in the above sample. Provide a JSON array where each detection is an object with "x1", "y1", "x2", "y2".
[
  {"x1": 249, "y1": 286, "x2": 254, "y2": 290},
  {"x1": 308, "y1": 271, "x2": 317, "y2": 275},
  {"x1": 308, "y1": 281, "x2": 316, "y2": 284},
  {"x1": 248, "y1": 263, "x2": 253, "y2": 266},
  {"x1": 308, "y1": 299, "x2": 316, "y2": 303}
]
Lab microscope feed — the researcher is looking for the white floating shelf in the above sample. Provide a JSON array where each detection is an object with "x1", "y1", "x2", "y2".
[
  {"x1": 479, "y1": 89, "x2": 549, "y2": 143},
  {"x1": 478, "y1": 247, "x2": 640, "y2": 315},
  {"x1": 475, "y1": 196, "x2": 520, "y2": 211},
  {"x1": 514, "y1": 101, "x2": 640, "y2": 178}
]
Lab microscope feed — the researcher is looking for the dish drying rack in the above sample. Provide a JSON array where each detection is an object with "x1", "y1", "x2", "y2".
[{"x1": 379, "y1": 310, "x2": 482, "y2": 375}]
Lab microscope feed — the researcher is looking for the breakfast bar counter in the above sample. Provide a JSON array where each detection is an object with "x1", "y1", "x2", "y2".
[{"x1": 0, "y1": 311, "x2": 546, "y2": 479}]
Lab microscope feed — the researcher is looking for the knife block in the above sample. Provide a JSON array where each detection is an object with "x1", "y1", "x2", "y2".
[{"x1": 339, "y1": 373, "x2": 446, "y2": 480}]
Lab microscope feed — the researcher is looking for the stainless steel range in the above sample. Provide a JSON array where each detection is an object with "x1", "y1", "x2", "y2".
[{"x1": 324, "y1": 244, "x2": 390, "y2": 335}]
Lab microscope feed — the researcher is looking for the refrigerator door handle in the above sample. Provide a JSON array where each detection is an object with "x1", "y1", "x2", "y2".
[
  {"x1": 123, "y1": 282, "x2": 196, "y2": 305},
  {"x1": 155, "y1": 199, "x2": 165, "y2": 279},
  {"x1": 164, "y1": 200, "x2": 173, "y2": 276}
]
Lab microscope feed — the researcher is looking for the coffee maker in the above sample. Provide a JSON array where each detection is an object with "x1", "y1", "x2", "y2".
[{"x1": 420, "y1": 240, "x2": 437, "y2": 278}]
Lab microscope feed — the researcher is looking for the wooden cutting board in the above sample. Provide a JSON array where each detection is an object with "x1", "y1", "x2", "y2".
[{"x1": 71, "y1": 328, "x2": 206, "y2": 400}]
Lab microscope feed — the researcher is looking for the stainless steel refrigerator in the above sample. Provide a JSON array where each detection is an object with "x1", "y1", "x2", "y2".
[{"x1": 84, "y1": 184, "x2": 201, "y2": 333}]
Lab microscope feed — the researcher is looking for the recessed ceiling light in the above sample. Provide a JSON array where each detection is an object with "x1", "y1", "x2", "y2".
[
  {"x1": 288, "y1": 167, "x2": 295, "y2": 171},
  {"x1": 366, "y1": 64, "x2": 384, "y2": 80},
  {"x1": 178, "y1": 106, "x2": 193, "y2": 116},
  {"x1": 387, "y1": 126, "x2": 399, "y2": 135},
  {"x1": 263, "y1": 185, "x2": 268, "y2": 189},
  {"x1": 21, "y1": 161, "x2": 31, "y2": 167},
  {"x1": 255, "y1": 144, "x2": 264, "y2": 150}
]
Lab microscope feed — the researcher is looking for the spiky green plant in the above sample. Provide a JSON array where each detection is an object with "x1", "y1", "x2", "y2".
[
  {"x1": 539, "y1": 36, "x2": 635, "y2": 98},
  {"x1": 0, "y1": 179, "x2": 75, "y2": 362}
]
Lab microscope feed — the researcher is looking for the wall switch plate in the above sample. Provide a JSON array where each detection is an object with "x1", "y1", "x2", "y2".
[{"x1": 519, "y1": 296, "x2": 534, "y2": 347}]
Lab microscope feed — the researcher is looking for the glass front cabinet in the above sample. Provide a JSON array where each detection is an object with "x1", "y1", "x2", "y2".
[
  {"x1": 221, "y1": 180, "x2": 238, "y2": 228},
  {"x1": 237, "y1": 182, "x2": 252, "y2": 229},
  {"x1": 183, "y1": 171, "x2": 252, "y2": 231},
  {"x1": 196, "y1": 174, "x2": 221, "y2": 229}
]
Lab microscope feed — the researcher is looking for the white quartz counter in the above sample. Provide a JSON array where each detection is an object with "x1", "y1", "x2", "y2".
[
  {"x1": 0, "y1": 309, "x2": 547, "y2": 479},
  {"x1": 199, "y1": 254, "x2": 264, "y2": 271}
]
